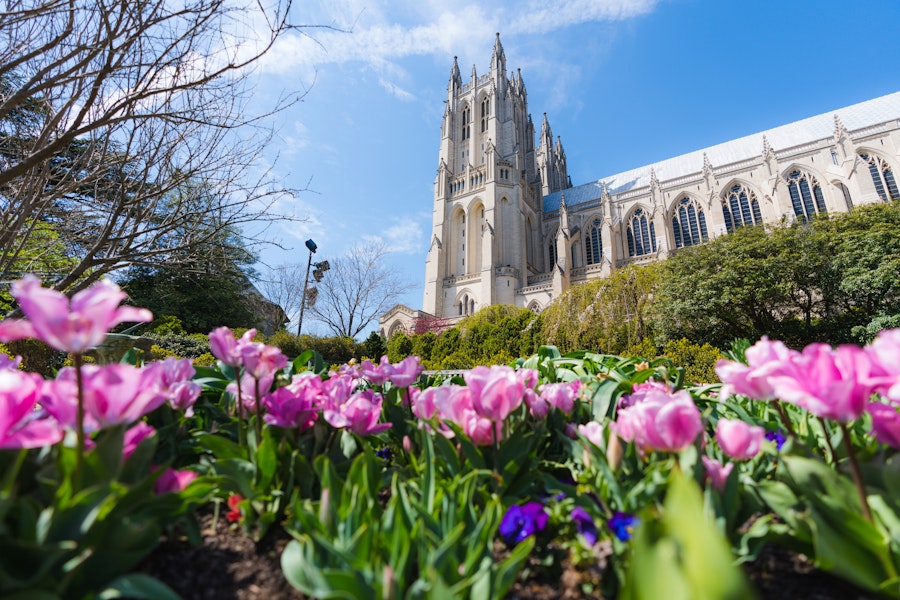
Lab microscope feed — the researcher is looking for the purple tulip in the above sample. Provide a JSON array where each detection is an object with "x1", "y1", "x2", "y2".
[
  {"x1": 538, "y1": 380, "x2": 581, "y2": 415},
  {"x1": 263, "y1": 374, "x2": 322, "y2": 430}
]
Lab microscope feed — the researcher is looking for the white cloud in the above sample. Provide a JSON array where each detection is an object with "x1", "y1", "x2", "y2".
[
  {"x1": 363, "y1": 216, "x2": 427, "y2": 255},
  {"x1": 257, "y1": 1, "x2": 660, "y2": 89}
]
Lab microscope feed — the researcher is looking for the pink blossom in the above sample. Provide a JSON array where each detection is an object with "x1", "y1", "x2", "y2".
[
  {"x1": 146, "y1": 358, "x2": 200, "y2": 416},
  {"x1": 388, "y1": 356, "x2": 423, "y2": 388},
  {"x1": 868, "y1": 402, "x2": 900, "y2": 449},
  {"x1": 0, "y1": 369, "x2": 64, "y2": 449},
  {"x1": 239, "y1": 342, "x2": 287, "y2": 380},
  {"x1": 464, "y1": 365, "x2": 524, "y2": 421},
  {"x1": 226, "y1": 371, "x2": 275, "y2": 415},
  {"x1": 715, "y1": 418, "x2": 765, "y2": 460},
  {"x1": 208, "y1": 327, "x2": 257, "y2": 367},
  {"x1": 154, "y1": 467, "x2": 198, "y2": 495},
  {"x1": 412, "y1": 386, "x2": 449, "y2": 421},
  {"x1": 0, "y1": 354, "x2": 21, "y2": 370},
  {"x1": 360, "y1": 356, "x2": 392, "y2": 386},
  {"x1": 431, "y1": 385, "x2": 501, "y2": 445},
  {"x1": 524, "y1": 389, "x2": 549, "y2": 419},
  {"x1": 539, "y1": 381, "x2": 582, "y2": 414},
  {"x1": 768, "y1": 343, "x2": 876, "y2": 422},
  {"x1": 612, "y1": 382, "x2": 702, "y2": 453},
  {"x1": 43, "y1": 364, "x2": 166, "y2": 430},
  {"x1": 578, "y1": 421, "x2": 606, "y2": 448},
  {"x1": 263, "y1": 374, "x2": 321, "y2": 430},
  {"x1": 702, "y1": 456, "x2": 733, "y2": 492},
  {"x1": 0, "y1": 276, "x2": 151, "y2": 353},
  {"x1": 715, "y1": 337, "x2": 798, "y2": 401},
  {"x1": 324, "y1": 389, "x2": 391, "y2": 436},
  {"x1": 122, "y1": 422, "x2": 156, "y2": 459},
  {"x1": 866, "y1": 329, "x2": 900, "y2": 402}
]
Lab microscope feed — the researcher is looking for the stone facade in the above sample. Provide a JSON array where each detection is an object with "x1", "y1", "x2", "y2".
[{"x1": 380, "y1": 34, "x2": 900, "y2": 338}]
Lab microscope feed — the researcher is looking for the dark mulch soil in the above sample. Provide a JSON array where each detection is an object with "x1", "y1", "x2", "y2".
[
  {"x1": 136, "y1": 511, "x2": 875, "y2": 600},
  {"x1": 136, "y1": 509, "x2": 306, "y2": 600}
]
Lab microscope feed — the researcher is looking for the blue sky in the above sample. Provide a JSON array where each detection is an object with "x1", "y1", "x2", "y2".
[{"x1": 249, "y1": 0, "x2": 900, "y2": 336}]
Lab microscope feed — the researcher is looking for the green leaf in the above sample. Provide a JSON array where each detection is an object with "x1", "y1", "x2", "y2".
[
  {"x1": 97, "y1": 574, "x2": 181, "y2": 600},
  {"x1": 194, "y1": 433, "x2": 246, "y2": 460},
  {"x1": 255, "y1": 430, "x2": 278, "y2": 491}
]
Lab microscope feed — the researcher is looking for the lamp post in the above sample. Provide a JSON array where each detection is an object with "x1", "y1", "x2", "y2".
[{"x1": 297, "y1": 239, "x2": 330, "y2": 336}]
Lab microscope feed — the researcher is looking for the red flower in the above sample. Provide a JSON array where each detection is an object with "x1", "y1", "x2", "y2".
[{"x1": 226, "y1": 494, "x2": 243, "y2": 523}]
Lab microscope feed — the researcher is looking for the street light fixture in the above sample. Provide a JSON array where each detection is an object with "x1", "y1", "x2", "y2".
[{"x1": 297, "y1": 239, "x2": 329, "y2": 336}]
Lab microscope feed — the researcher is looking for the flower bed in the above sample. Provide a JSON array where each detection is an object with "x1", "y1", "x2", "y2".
[{"x1": 1, "y1": 276, "x2": 899, "y2": 598}]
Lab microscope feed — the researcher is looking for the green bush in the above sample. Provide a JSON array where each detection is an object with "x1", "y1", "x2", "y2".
[{"x1": 386, "y1": 332, "x2": 413, "y2": 363}]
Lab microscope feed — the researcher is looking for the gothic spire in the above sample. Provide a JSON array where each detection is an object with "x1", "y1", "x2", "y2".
[
  {"x1": 491, "y1": 32, "x2": 506, "y2": 71},
  {"x1": 449, "y1": 56, "x2": 461, "y2": 90}
]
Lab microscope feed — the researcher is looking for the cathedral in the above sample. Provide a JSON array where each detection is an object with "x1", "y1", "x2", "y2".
[{"x1": 379, "y1": 34, "x2": 900, "y2": 338}]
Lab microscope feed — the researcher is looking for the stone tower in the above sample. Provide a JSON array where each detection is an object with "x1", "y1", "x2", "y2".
[{"x1": 422, "y1": 34, "x2": 568, "y2": 318}]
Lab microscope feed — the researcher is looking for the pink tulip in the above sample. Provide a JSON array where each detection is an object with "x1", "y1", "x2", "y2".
[
  {"x1": 263, "y1": 374, "x2": 322, "y2": 430},
  {"x1": 612, "y1": 382, "x2": 702, "y2": 453},
  {"x1": 0, "y1": 276, "x2": 151, "y2": 353},
  {"x1": 360, "y1": 356, "x2": 391, "y2": 386},
  {"x1": 868, "y1": 402, "x2": 900, "y2": 449},
  {"x1": 0, "y1": 369, "x2": 64, "y2": 449},
  {"x1": 702, "y1": 456, "x2": 733, "y2": 492},
  {"x1": 226, "y1": 371, "x2": 274, "y2": 415},
  {"x1": 122, "y1": 422, "x2": 156, "y2": 459},
  {"x1": 866, "y1": 329, "x2": 900, "y2": 402},
  {"x1": 430, "y1": 385, "x2": 500, "y2": 444},
  {"x1": 239, "y1": 341, "x2": 287, "y2": 380},
  {"x1": 208, "y1": 327, "x2": 257, "y2": 367},
  {"x1": 0, "y1": 354, "x2": 21, "y2": 370},
  {"x1": 462, "y1": 412, "x2": 502, "y2": 445},
  {"x1": 539, "y1": 381, "x2": 581, "y2": 414},
  {"x1": 145, "y1": 358, "x2": 201, "y2": 416},
  {"x1": 768, "y1": 343, "x2": 876, "y2": 422},
  {"x1": 578, "y1": 421, "x2": 606, "y2": 448},
  {"x1": 324, "y1": 389, "x2": 391, "y2": 436},
  {"x1": 715, "y1": 337, "x2": 798, "y2": 401},
  {"x1": 388, "y1": 356, "x2": 423, "y2": 388},
  {"x1": 524, "y1": 388, "x2": 549, "y2": 419},
  {"x1": 154, "y1": 467, "x2": 198, "y2": 495},
  {"x1": 464, "y1": 365, "x2": 524, "y2": 421},
  {"x1": 43, "y1": 364, "x2": 166, "y2": 430},
  {"x1": 715, "y1": 418, "x2": 764, "y2": 460},
  {"x1": 412, "y1": 386, "x2": 449, "y2": 420}
]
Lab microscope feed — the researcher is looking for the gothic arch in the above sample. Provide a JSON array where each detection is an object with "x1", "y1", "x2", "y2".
[
  {"x1": 780, "y1": 165, "x2": 829, "y2": 221},
  {"x1": 668, "y1": 194, "x2": 709, "y2": 249},
  {"x1": 454, "y1": 289, "x2": 477, "y2": 317},
  {"x1": 467, "y1": 199, "x2": 486, "y2": 274},
  {"x1": 459, "y1": 100, "x2": 472, "y2": 142},
  {"x1": 526, "y1": 213, "x2": 538, "y2": 270},
  {"x1": 527, "y1": 300, "x2": 542, "y2": 314},
  {"x1": 624, "y1": 205, "x2": 657, "y2": 258},
  {"x1": 719, "y1": 179, "x2": 763, "y2": 232},
  {"x1": 449, "y1": 205, "x2": 466, "y2": 276},
  {"x1": 856, "y1": 148, "x2": 900, "y2": 202},
  {"x1": 583, "y1": 213, "x2": 604, "y2": 265}
]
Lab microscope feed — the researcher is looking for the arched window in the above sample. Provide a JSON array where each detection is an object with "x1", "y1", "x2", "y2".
[
  {"x1": 721, "y1": 184, "x2": 762, "y2": 232},
  {"x1": 470, "y1": 299, "x2": 475, "y2": 314},
  {"x1": 672, "y1": 197, "x2": 708, "y2": 248},
  {"x1": 480, "y1": 97, "x2": 490, "y2": 132},
  {"x1": 461, "y1": 105, "x2": 471, "y2": 141},
  {"x1": 548, "y1": 241, "x2": 556, "y2": 269},
  {"x1": 860, "y1": 153, "x2": 900, "y2": 201},
  {"x1": 626, "y1": 209, "x2": 657, "y2": 257},
  {"x1": 786, "y1": 170, "x2": 827, "y2": 221},
  {"x1": 585, "y1": 218, "x2": 602, "y2": 264}
]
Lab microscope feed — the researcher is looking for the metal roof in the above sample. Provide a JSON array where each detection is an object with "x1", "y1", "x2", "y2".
[{"x1": 543, "y1": 91, "x2": 900, "y2": 213}]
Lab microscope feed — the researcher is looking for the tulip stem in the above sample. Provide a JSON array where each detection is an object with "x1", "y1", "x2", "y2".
[
  {"x1": 73, "y1": 353, "x2": 86, "y2": 487},
  {"x1": 840, "y1": 422, "x2": 872, "y2": 522},
  {"x1": 254, "y1": 377, "x2": 263, "y2": 442},
  {"x1": 773, "y1": 401, "x2": 796, "y2": 438},
  {"x1": 235, "y1": 375, "x2": 245, "y2": 451},
  {"x1": 818, "y1": 417, "x2": 838, "y2": 465}
]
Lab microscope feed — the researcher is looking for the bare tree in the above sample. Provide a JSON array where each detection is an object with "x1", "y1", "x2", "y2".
[
  {"x1": 0, "y1": 0, "x2": 312, "y2": 296},
  {"x1": 307, "y1": 241, "x2": 414, "y2": 339},
  {"x1": 257, "y1": 262, "x2": 310, "y2": 331}
]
